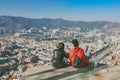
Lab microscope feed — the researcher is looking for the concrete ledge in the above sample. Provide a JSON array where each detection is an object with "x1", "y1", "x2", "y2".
[{"x1": 21, "y1": 65, "x2": 120, "y2": 80}]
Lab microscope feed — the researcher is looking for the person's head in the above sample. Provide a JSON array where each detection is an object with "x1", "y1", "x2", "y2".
[
  {"x1": 57, "y1": 42, "x2": 64, "y2": 50},
  {"x1": 72, "y1": 39, "x2": 79, "y2": 47}
]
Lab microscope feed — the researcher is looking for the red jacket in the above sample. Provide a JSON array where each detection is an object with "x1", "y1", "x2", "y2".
[{"x1": 69, "y1": 47, "x2": 90, "y2": 67}]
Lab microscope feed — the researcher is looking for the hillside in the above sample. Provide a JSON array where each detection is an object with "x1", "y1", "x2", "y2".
[{"x1": 0, "y1": 16, "x2": 119, "y2": 30}]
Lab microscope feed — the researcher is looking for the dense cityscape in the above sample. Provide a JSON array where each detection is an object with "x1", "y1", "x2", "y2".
[{"x1": 0, "y1": 25, "x2": 120, "y2": 79}]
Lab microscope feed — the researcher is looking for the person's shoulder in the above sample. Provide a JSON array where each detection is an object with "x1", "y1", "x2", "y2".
[
  {"x1": 53, "y1": 49, "x2": 61, "y2": 52},
  {"x1": 69, "y1": 48, "x2": 74, "y2": 52},
  {"x1": 53, "y1": 49, "x2": 58, "y2": 54},
  {"x1": 79, "y1": 47, "x2": 84, "y2": 51}
]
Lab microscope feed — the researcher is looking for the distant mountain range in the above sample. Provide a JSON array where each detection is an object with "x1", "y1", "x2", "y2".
[{"x1": 0, "y1": 16, "x2": 119, "y2": 30}]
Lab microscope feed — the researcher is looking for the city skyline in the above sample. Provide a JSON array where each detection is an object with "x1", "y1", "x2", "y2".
[{"x1": 0, "y1": 0, "x2": 120, "y2": 22}]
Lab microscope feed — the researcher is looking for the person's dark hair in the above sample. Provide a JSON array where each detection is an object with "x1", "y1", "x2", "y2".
[
  {"x1": 57, "y1": 42, "x2": 64, "y2": 50},
  {"x1": 72, "y1": 39, "x2": 79, "y2": 47}
]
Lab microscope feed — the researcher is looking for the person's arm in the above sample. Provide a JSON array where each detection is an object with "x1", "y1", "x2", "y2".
[{"x1": 64, "y1": 51, "x2": 69, "y2": 58}]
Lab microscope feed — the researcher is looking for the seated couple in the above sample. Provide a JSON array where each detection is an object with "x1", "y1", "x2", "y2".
[{"x1": 52, "y1": 39, "x2": 90, "y2": 68}]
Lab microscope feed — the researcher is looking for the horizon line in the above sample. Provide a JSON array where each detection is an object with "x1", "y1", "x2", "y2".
[{"x1": 0, "y1": 15, "x2": 119, "y2": 23}]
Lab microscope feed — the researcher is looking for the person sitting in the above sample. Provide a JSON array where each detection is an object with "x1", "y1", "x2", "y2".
[
  {"x1": 52, "y1": 42, "x2": 69, "y2": 68},
  {"x1": 69, "y1": 39, "x2": 90, "y2": 68}
]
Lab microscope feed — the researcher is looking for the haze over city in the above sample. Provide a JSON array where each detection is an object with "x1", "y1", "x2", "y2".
[{"x1": 0, "y1": 0, "x2": 120, "y2": 22}]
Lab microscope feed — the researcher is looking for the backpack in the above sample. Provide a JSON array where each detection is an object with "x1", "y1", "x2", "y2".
[
  {"x1": 52, "y1": 49, "x2": 64, "y2": 67},
  {"x1": 74, "y1": 53, "x2": 89, "y2": 68},
  {"x1": 74, "y1": 53, "x2": 81, "y2": 68}
]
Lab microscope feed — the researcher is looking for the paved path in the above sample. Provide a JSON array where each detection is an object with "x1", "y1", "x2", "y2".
[{"x1": 90, "y1": 46, "x2": 111, "y2": 62}]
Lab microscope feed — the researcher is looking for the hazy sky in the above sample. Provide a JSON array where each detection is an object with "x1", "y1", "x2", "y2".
[{"x1": 0, "y1": 0, "x2": 120, "y2": 22}]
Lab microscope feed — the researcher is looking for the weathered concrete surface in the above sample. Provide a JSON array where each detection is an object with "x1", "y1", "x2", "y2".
[{"x1": 21, "y1": 65, "x2": 120, "y2": 80}]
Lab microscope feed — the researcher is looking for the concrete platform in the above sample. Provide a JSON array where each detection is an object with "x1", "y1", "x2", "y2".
[{"x1": 21, "y1": 65, "x2": 120, "y2": 80}]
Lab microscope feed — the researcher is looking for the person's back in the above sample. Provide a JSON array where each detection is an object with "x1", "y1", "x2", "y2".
[
  {"x1": 52, "y1": 43, "x2": 68, "y2": 68},
  {"x1": 52, "y1": 49, "x2": 65, "y2": 66},
  {"x1": 69, "y1": 39, "x2": 90, "y2": 68}
]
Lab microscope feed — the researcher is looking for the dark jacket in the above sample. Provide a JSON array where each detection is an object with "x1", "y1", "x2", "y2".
[{"x1": 52, "y1": 49, "x2": 68, "y2": 67}]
